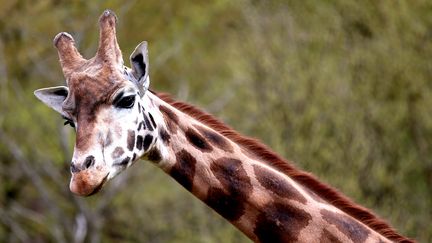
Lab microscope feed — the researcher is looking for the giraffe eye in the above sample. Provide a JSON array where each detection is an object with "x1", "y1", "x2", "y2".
[{"x1": 115, "y1": 95, "x2": 135, "y2": 109}]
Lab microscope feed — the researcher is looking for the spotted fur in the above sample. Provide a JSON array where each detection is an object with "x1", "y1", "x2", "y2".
[
  {"x1": 147, "y1": 148, "x2": 162, "y2": 162},
  {"x1": 321, "y1": 209, "x2": 370, "y2": 243},
  {"x1": 171, "y1": 149, "x2": 197, "y2": 191},
  {"x1": 159, "y1": 128, "x2": 171, "y2": 145},
  {"x1": 143, "y1": 134, "x2": 153, "y2": 151},
  {"x1": 149, "y1": 113, "x2": 157, "y2": 128},
  {"x1": 194, "y1": 125, "x2": 233, "y2": 152},
  {"x1": 127, "y1": 130, "x2": 135, "y2": 151},
  {"x1": 159, "y1": 105, "x2": 179, "y2": 133},
  {"x1": 105, "y1": 131, "x2": 113, "y2": 146},
  {"x1": 137, "y1": 121, "x2": 143, "y2": 131},
  {"x1": 136, "y1": 135, "x2": 143, "y2": 150},
  {"x1": 156, "y1": 92, "x2": 413, "y2": 243},
  {"x1": 185, "y1": 128, "x2": 213, "y2": 152},
  {"x1": 319, "y1": 229, "x2": 342, "y2": 243},
  {"x1": 253, "y1": 164, "x2": 307, "y2": 204},
  {"x1": 254, "y1": 202, "x2": 312, "y2": 242},
  {"x1": 205, "y1": 187, "x2": 246, "y2": 222},
  {"x1": 143, "y1": 113, "x2": 153, "y2": 131},
  {"x1": 111, "y1": 147, "x2": 124, "y2": 159},
  {"x1": 205, "y1": 157, "x2": 253, "y2": 222}
]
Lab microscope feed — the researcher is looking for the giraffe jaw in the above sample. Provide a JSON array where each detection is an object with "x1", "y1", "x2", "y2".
[{"x1": 86, "y1": 173, "x2": 109, "y2": 196}]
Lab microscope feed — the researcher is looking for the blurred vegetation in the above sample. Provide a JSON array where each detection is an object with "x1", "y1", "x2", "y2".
[{"x1": 0, "y1": 0, "x2": 431, "y2": 242}]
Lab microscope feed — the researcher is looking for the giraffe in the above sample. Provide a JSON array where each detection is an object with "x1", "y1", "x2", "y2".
[{"x1": 34, "y1": 10, "x2": 414, "y2": 243}]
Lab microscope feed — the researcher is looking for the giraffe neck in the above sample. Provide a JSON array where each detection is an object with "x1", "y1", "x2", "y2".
[{"x1": 141, "y1": 92, "x2": 402, "y2": 243}]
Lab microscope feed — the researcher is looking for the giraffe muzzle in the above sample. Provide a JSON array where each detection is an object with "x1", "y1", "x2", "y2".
[{"x1": 69, "y1": 168, "x2": 109, "y2": 196}]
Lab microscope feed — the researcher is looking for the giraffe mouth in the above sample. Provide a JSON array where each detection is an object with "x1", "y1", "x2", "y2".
[
  {"x1": 70, "y1": 171, "x2": 110, "y2": 197},
  {"x1": 87, "y1": 173, "x2": 109, "y2": 196}
]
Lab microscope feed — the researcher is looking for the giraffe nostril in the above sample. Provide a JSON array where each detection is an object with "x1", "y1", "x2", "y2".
[
  {"x1": 70, "y1": 163, "x2": 79, "y2": 173},
  {"x1": 84, "y1": 156, "x2": 95, "y2": 169}
]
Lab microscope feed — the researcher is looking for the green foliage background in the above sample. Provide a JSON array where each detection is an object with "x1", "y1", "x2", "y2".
[{"x1": 0, "y1": 0, "x2": 430, "y2": 242}]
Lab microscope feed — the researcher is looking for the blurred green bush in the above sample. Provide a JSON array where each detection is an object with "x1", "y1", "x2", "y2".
[{"x1": 0, "y1": 0, "x2": 430, "y2": 242}]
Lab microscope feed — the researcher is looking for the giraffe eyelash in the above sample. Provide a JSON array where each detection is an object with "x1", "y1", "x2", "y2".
[{"x1": 62, "y1": 117, "x2": 75, "y2": 128}]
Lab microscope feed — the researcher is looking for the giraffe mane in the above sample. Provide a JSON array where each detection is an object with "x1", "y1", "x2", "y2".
[{"x1": 155, "y1": 91, "x2": 414, "y2": 243}]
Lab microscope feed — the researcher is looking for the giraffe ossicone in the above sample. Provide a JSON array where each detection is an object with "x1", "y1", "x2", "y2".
[{"x1": 34, "y1": 10, "x2": 413, "y2": 243}]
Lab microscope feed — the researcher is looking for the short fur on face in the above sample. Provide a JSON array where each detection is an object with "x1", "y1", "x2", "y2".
[{"x1": 34, "y1": 10, "x2": 155, "y2": 196}]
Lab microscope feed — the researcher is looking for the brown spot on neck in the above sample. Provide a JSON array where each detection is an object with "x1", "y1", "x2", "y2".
[
  {"x1": 159, "y1": 128, "x2": 171, "y2": 145},
  {"x1": 157, "y1": 93, "x2": 412, "y2": 242},
  {"x1": 253, "y1": 164, "x2": 307, "y2": 204},
  {"x1": 205, "y1": 187, "x2": 246, "y2": 222},
  {"x1": 185, "y1": 128, "x2": 213, "y2": 152},
  {"x1": 205, "y1": 157, "x2": 252, "y2": 222},
  {"x1": 194, "y1": 125, "x2": 233, "y2": 152},
  {"x1": 319, "y1": 229, "x2": 342, "y2": 243},
  {"x1": 171, "y1": 149, "x2": 197, "y2": 191},
  {"x1": 147, "y1": 148, "x2": 162, "y2": 162},
  {"x1": 159, "y1": 105, "x2": 179, "y2": 133},
  {"x1": 320, "y1": 209, "x2": 370, "y2": 243},
  {"x1": 254, "y1": 202, "x2": 312, "y2": 242},
  {"x1": 210, "y1": 158, "x2": 252, "y2": 197}
]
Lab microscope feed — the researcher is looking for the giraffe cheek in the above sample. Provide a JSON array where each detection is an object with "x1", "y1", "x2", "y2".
[{"x1": 69, "y1": 169, "x2": 109, "y2": 196}]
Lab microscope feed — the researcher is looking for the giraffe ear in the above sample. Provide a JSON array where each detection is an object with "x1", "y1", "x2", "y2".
[
  {"x1": 34, "y1": 86, "x2": 69, "y2": 116},
  {"x1": 130, "y1": 41, "x2": 149, "y2": 93}
]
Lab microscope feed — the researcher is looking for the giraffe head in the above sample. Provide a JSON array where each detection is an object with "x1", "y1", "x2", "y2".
[{"x1": 34, "y1": 10, "x2": 157, "y2": 196}]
